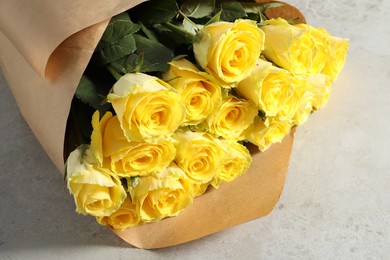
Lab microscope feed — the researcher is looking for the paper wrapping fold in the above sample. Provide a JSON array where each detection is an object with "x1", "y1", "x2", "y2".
[
  {"x1": 0, "y1": 0, "x2": 304, "y2": 248},
  {"x1": 114, "y1": 128, "x2": 296, "y2": 249},
  {"x1": 0, "y1": 0, "x2": 147, "y2": 170}
]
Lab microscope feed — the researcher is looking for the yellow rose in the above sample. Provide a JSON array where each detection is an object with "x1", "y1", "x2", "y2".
[
  {"x1": 90, "y1": 111, "x2": 176, "y2": 177},
  {"x1": 289, "y1": 78, "x2": 315, "y2": 125},
  {"x1": 192, "y1": 183, "x2": 210, "y2": 197},
  {"x1": 193, "y1": 19, "x2": 265, "y2": 84},
  {"x1": 261, "y1": 18, "x2": 317, "y2": 75},
  {"x1": 246, "y1": 116, "x2": 292, "y2": 152},
  {"x1": 237, "y1": 58, "x2": 292, "y2": 117},
  {"x1": 295, "y1": 23, "x2": 331, "y2": 74},
  {"x1": 163, "y1": 59, "x2": 222, "y2": 125},
  {"x1": 174, "y1": 129, "x2": 223, "y2": 184},
  {"x1": 275, "y1": 73, "x2": 331, "y2": 125},
  {"x1": 307, "y1": 74, "x2": 333, "y2": 110},
  {"x1": 65, "y1": 146, "x2": 126, "y2": 217},
  {"x1": 322, "y1": 36, "x2": 349, "y2": 80},
  {"x1": 211, "y1": 140, "x2": 252, "y2": 189},
  {"x1": 107, "y1": 73, "x2": 185, "y2": 143},
  {"x1": 276, "y1": 91, "x2": 300, "y2": 124},
  {"x1": 132, "y1": 164, "x2": 194, "y2": 222},
  {"x1": 206, "y1": 96, "x2": 258, "y2": 141},
  {"x1": 96, "y1": 196, "x2": 140, "y2": 230}
]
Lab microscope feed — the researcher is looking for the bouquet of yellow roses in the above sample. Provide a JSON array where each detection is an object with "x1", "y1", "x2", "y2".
[{"x1": 0, "y1": 0, "x2": 348, "y2": 248}]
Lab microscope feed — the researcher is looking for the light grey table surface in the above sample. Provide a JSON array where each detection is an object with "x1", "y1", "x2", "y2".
[{"x1": 1, "y1": 0, "x2": 389, "y2": 259}]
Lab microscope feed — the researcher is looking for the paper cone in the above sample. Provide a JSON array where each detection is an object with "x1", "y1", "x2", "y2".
[
  {"x1": 0, "y1": 0, "x2": 147, "y2": 170},
  {"x1": 114, "y1": 128, "x2": 296, "y2": 249},
  {"x1": 0, "y1": 0, "x2": 304, "y2": 248}
]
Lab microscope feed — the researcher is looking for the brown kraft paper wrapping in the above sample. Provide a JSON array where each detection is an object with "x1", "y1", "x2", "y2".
[{"x1": 0, "y1": 0, "x2": 304, "y2": 249}]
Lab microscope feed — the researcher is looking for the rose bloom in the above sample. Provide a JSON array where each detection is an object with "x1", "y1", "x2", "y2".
[
  {"x1": 307, "y1": 74, "x2": 333, "y2": 110},
  {"x1": 275, "y1": 76, "x2": 315, "y2": 125},
  {"x1": 174, "y1": 129, "x2": 223, "y2": 184},
  {"x1": 295, "y1": 23, "x2": 331, "y2": 74},
  {"x1": 237, "y1": 58, "x2": 292, "y2": 117},
  {"x1": 192, "y1": 183, "x2": 210, "y2": 197},
  {"x1": 96, "y1": 196, "x2": 140, "y2": 230},
  {"x1": 108, "y1": 73, "x2": 185, "y2": 143},
  {"x1": 261, "y1": 18, "x2": 318, "y2": 75},
  {"x1": 132, "y1": 164, "x2": 194, "y2": 222},
  {"x1": 211, "y1": 140, "x2": 252, "y2": 189},
  {"x1": 163, "y1": 58, "x2": 222, "y2": 125},
  {"x1": 246, "y1": 116, "x2": 293, "y2": 152},
  {"x1": 322, "y1": 36, "x2": 349, "y2": 80},
  {"x1": 90, "y1": 111, "x2": 176, "y2": 177},
  {"x1": 206, "y1": 96, "x2": 258, "y2": 141},
  {"x1": 66, "y1": 146, "x2": 126, "y2": 217},
  {"x1": 193, "y1": 19, "x2": 264, "y2": 85},
  {"x1": 289, "y1": 78, "x2": 315, "y2": 125}
]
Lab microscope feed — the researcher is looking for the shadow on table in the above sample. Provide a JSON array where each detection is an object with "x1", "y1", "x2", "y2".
[
  {"x1": 0, "y1": 77, "x2": 130, "y2": 253},
  {"x1": 0, "y1": 73, "x2": 257, "y2": 258}
]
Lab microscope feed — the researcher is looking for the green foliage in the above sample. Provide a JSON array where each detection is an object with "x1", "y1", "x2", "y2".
[
  {"x1": 127, "y1": 177, "x2": 140, "y2": 202},
  {"x1": 75, "y1": 76, "x2": 111, "y2": 114},
  {"x1": 181, "y1": 0, "x2": 216, "y2": 18},
  {"x1": 218, "y1": 1, "x2": 247, "y2": 22},
  {"x1": 95, "y1": 13, "x2": 140, "y2": 65},
  {"x1": 70, "y1": 0, "x2": 283, "y2": 149},
  {"x1": 132, "y1": 0, "x2": 179, "y2": 24}
]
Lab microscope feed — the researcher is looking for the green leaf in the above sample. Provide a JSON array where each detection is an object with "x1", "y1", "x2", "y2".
[
  {"x1": 259, "y1": 13, "x2": 268, "y2": 24},
  {"x1": 262, "y1": 2, "x2": 285, "y2": 10},
  {"x1": 95, "y1": 13, "x2": 140, "y2": 65},
  {"x1": 127, "y1": 177, "x2": 140, "y2": 202},
  {"x1": 181, "y1": 0, "x2": 215, "y2": 18},
  {"x1": 97, "y1": 13, "x2": 140, "y2": 49},
  {"x1": 258, "y1": 110, "x2": 267, "y2": 121},
  {"x1": 241, "y1": 2, "x2": 283, "y2": 14},
  {"x1": 140, "y1": 23, "x2": 158, "y2": 41},
  {"x1": 75, "y1": 76, "x2": 111, "y2": 113},
  {"x1": 133, "y1": 34, "x2": 174, "y2": 73},
  {"x1": 134, "y1": 0, "x2": 179, "y2": 24},
  {"x1": 218, "y1": 1, "x2": 247, "y2": 22},
  {"x1": 206, "y1": 10, "x2": 222, "y2": 25},
  {"x1": 75, "y1": 76, "x2": 101, "y2": 109},
  {"x1": 161, "y1": 22, "x2": 196, "y2": 45},
  {"x1": 110, "y1": 34, "x2": 175, "y2": 74},
  {"x1": 246, "y1": 12, "x2": 260, "y2": 22},
  {"x1": 110, "y1": 54, "x2": 138, "y2": 74},
  {"x1": 183, "y1": 19, "x2": 201, "y2": 35}
]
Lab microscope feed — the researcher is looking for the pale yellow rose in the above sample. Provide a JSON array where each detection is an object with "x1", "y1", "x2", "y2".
[
  {"x1": 295, "y1": 23, "x2": 331, "y2": 74},
  {"x1": 174, "y1": 129, "x2": 223, "y2": 184},
  {"x1": 107, "y1": 73, "x2": 185, "y2": 143},
  {"x1": 246, "y1": 116, "x2": 292, "y2": 152},
  {"x1": 211, "y1": 140, "x2": 252, "y2": 189},
  {"x1": 192, "y1": 183, "x2": 210, "y2": 197},
  {"x1": 289, "y1": 78, "x2": 315, "y2": 125},
  {"x1": 66, "y1": 146, "x2": 126, "y2": 217},
  {"x1": 206, "y1": 96, "x2": 258, "y2": 141},
  {"x1": 276, "y1": 77, "x2": 314, "y2": 125},
  {"x1": 276, "y1": 91, "x2": 300, "y2": 124},
  {"x1": 90, "y1": 111, "x2": 176, "y2": 177},
  {"x1": 237, "y1": 58, "x2": 292, "y2": 117},
  {"x1": 163, "y1": 59, "x2": 222, "y2": 125},
  {"x1": 261, "y1": 18, "x2": 317, "y2": 75},
  {"x1": 322, "y1": 36, "x2": 349, "y2": 80},
  {"x1": 96, "y1": 196, "x2": 141, "y2": 230},
  {"x1": 307, "y1": 74, "x2": 333, "y2": 110},
  {"x1": 131, "y1": 164, "x2": 194, "y2": 222},
  {"x1": 193, "y1": 19, "x2": 265, "y2": 84}
]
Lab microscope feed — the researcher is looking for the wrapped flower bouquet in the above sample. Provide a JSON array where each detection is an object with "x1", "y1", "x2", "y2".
[{"x1": 0, "y1": 0, "x2": 348, "y2": 249}]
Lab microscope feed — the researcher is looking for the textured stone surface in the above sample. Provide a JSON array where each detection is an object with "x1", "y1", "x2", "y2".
[{"x1": 1, "y1": 0, "x2": 389, "y2": 259}]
